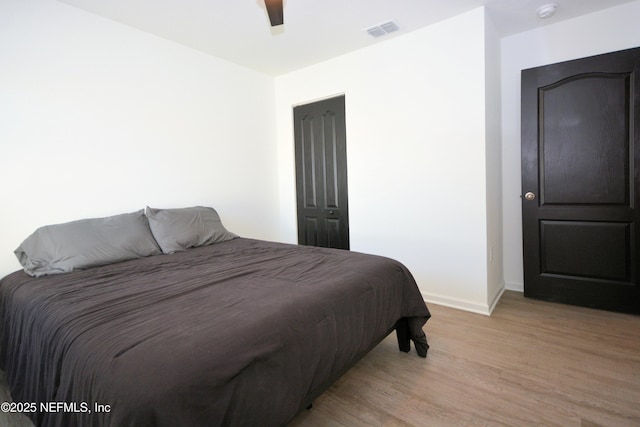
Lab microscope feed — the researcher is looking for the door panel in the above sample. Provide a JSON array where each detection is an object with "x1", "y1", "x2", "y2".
[
  {"x1": 303, "y1": 217, "x2": 319, "y2": 247},
  {"x1": 540, "y1": 73, "x2": 630, "y2": 205},
  {"x1": 294, "y1": 96, "x2": 349, "y2": 250},
  {"x1": 300, "y1": 116, "x2": 317, "y2": 209},
  {"x1": 521, "y1": 47, "x2": 640, "y2": 313},
  {"x1": 540, "y1": 221, "x2": 630, "y2": 281}
]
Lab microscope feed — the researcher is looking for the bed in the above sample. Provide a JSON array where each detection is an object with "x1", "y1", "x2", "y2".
[{"x1": 0, "y1": 207, "x2": 430, "y2": 427}]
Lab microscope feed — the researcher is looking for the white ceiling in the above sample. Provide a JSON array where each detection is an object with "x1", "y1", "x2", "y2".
[{"x1": 58, "y1": 0, "x2": 636, "y2": 76}]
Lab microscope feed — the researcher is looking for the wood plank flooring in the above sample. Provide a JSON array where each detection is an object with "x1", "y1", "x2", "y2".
[
  {"x1": 289, "y1": 291, "x2": 640, "y2": 426},
  {"x1": 1, "y1": 291, "x2": 638, "y2": 426}
]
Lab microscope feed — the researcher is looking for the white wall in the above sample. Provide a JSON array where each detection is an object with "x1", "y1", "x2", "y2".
[
  {"x1": 0, "y1": 0, "x2": 279, "y2": 278},
  {"x1": 276, "y1": 8, "x2": 498, "y2": 314},
  {"x1": 484, "y1": 10, "x2": 504, "y2": 311},
  {"x1": 501, "y1": 1, "x2": 640, "y2": 291}
]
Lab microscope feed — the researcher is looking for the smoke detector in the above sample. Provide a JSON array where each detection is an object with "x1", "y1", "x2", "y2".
[{"x1": 537, "y1": 3, "x2": 558, "y2": 19}]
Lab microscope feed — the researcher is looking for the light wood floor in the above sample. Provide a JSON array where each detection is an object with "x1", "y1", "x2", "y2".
[
  {"x1": 289, "y1": 291, "x2": 640, "y2": 427},
  {"x1": 1, "y1": 291, "x2": 638, "y2": 426}
]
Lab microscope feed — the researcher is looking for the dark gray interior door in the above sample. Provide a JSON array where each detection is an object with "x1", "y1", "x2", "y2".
[
  {"x1": 521, "y1": 47, "x2": 640, "y2": 313},
  {"x1": 294, "y1": 95, "x2": 349, "y2": 250}
]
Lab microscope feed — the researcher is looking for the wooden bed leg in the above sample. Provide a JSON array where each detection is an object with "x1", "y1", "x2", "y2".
[{"x1": 395, "y1": 318, "x2": 411, "y2": 353}]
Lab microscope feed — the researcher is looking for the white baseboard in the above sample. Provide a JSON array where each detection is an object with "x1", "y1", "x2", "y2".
[
  {"x1": 423, "y1": 284, "x2": 507, "y2": 316},
  {"x1": 422, "y1": 292, "x2": 492, "y2": 316},
  {"x1": 487, "y1": 286, "x2": 506, "y2": 315},
  {"x1": 505, "y1": 281, "x2": 524, "y2": 292}
]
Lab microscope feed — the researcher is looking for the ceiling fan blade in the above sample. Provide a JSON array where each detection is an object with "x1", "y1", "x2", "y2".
[{"x1": 264, "y1": 0, "x2": 283, "y2": 26}]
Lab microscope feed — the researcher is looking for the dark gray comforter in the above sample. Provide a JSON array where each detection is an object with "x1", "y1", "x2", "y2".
[{"x1": 0, "y1": 238, "x2": 430, "y2": 427}]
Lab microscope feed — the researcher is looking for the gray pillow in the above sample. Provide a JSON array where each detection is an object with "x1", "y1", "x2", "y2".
[
  {"x1": 145, "y1": 206, "x2": 238, "y2": 254},
  {"x1": 15, "y1": 210, "x2": 162, "y2": 277}
]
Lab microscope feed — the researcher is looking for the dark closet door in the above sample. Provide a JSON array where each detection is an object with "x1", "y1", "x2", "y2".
[
  {"x1": 521, "y1": 47, "x2": 640, "y2": 313},
  {"x1": 294, "y1": 95, "x2": 349, "y2": 250}
]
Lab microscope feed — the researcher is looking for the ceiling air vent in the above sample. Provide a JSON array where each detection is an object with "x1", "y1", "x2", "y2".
[{"x1": 366, "y1": 20, "x2": 399, "y2": 38}]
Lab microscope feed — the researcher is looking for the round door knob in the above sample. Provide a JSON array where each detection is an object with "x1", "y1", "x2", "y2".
[
  {"x1": 329, "y1": 210, "x2": 335, "y2": 215},
  {"x1": 524, "y1": 192, "x2": 536, "y2": 201}
]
